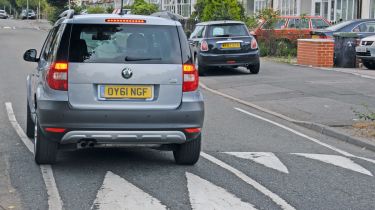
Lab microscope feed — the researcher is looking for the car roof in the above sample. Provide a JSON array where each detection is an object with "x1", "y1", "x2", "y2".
[
  {"x1": 196, "y1": 20, "x2": 245, "y2": 26},
  {"x1": 62, "y1": 14, "x2": 180, "y2": 26},
  {"x1": 279, "y1": 15, "x2": 326, "y2": 19}
]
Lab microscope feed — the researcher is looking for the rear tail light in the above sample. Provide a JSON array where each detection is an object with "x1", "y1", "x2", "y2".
[
  {"x1": 200, "y1": 40, "x2": 209, "y2": 52},
  {"x1": 251, "y1": 38, "x2": 258, "y2": 49},
  {"x1": 183, "y1": 64, "x2": 199, "y2": 92},
  {"x1": 47, "y1": 62, "x2": 68, "y2": 91},
  {"x1": 45, "y1": 127, "x2": 66, "y2": 133},
  {"x1": 184, "y1": 128, "x2": 201, "y2": 133}
]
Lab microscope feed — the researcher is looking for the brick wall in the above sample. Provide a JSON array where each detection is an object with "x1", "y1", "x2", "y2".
[{"x1": 297, "y1": 39, "x2": 335, "y2": 68}]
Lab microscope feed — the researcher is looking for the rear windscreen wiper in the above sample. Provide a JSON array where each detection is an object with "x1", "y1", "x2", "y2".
[
  {"x1": 125, "y1": 56, "x2": 162, "y2": 61},
  {"x1": 214, "y1": 34, "x2": 231, "y2": 37}
]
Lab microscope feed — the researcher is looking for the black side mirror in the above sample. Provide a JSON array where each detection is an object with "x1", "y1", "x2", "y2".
[{"x1": 23, "y1": 49, "x2": 38, "y2": 62}]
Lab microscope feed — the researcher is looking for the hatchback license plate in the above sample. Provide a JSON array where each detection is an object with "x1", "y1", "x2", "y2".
[
  {"x1": 100, "y1": 85, "x2": 153, "y2": 99},
  {"x1": 222, "y1": 43, "x2": 241, "y2": 49}
]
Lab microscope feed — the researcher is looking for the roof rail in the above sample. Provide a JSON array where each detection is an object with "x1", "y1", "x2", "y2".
[{"x1": 59, "y1": 9, "x2": 74, "y2": 19}]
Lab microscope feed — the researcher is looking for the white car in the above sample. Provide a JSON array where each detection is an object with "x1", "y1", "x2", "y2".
[
  {"x1": 356, "y1": 35, "x2": 375, "y2": 70},
  {"x1": 0, "y1": 10, "x2": 9, "y2": 19}
]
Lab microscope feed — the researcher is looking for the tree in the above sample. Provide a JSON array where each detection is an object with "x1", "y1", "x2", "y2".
[
  {"x1": 86, "y1": 5, "x2": 106, "y2": 14},
  {"x1": 0, "y1": 0, "x2": 10, "y2": 7},
  {"x1": 131, "y1": 0, "x2": 157, "y2": 15},
  {"x1": 200, "y1": 0, "x2": 243, "y2": 21}
]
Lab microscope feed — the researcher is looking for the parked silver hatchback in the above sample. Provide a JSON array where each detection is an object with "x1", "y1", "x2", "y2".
[{"x1": 23, "y1": 10, "x2": 204, "y2": 165}]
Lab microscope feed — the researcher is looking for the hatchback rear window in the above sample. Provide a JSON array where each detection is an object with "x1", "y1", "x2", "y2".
[
  {"x1": 68, "y1": 24, "x2": 182, "y2": 64},
  {"x1": 207, "y1": 24, "x2": 248, "y2": 37}
]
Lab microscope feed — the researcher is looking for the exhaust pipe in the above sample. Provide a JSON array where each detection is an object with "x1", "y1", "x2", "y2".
[
  {"x1": 88, "y1": 141, "x2": 95, "y2": 147},
  {"x1": 78, "y1": 141, "x2": 87, "y2": 149}
]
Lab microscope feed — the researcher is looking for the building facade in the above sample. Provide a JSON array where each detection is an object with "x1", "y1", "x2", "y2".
[{"x1": 242, "y1": 0, "x2": 375, "y2": 22}]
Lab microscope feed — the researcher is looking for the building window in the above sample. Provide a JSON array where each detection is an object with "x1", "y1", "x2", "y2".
[
  {"x1": 162, "y1": 0, "x2": 192, "y2": 17},
  {"x1": 279, "y1": 0, "x2": 298, "y2": 16},
  {"x1": 371, "y1": 0, "x2": 375, "y2": 18},
  {"x1": 254, "y1": 0, "x2": 270, "y2": 13}
]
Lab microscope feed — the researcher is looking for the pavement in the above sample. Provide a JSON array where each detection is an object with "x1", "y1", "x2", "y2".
[{"x1": 1, "y1": 19, "x2": 375, "y2": 210}]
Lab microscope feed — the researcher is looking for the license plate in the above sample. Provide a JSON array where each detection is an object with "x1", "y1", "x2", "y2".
[
  {"x1": 100, "y1": 85, "x2": 153, "y2": 100},
  {"x1": 312, "y1": 35, "x2": 320, "y2": 39},
  {"x1": 221, "y1": 42, "x2": 241, "y2": 49},
  {"x1": 356, "y1": 46, "x2": 367, "y2": 53}
]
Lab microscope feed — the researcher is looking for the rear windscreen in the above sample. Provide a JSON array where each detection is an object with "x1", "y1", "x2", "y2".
[
  {"x1": 207, "y1": 24, "x2": 249, "y2": 37},
  {"x1": 68, "y1": 24, "x2": 182, "y2": 64}
]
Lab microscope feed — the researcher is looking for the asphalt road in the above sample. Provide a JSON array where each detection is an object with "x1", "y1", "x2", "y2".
[{"x1": 1, "y1": 19, "x2": 375, "y2": 210}]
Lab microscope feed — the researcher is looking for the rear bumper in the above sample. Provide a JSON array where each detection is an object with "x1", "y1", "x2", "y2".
[
  {"x1": 198, "y1": 51, "x2": 260, "y2": 67},
  {"x1": 36, "y1": 100, "x2": 204, "y2": 144}
]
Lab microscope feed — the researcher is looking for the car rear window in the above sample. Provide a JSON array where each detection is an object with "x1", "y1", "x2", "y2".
[
  {"x1": 68, "y1": 24, "x2": 182, "y2": 64},
  {"x1": 207, "y1": 24, "x2": 248, "y2": 37}
]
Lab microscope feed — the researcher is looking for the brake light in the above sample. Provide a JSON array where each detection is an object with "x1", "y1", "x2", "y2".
[
  {"x1": 45, "y1": 127, "x2": 66, "y2": 133},
  {"x1": 251, "y1": 38, "x2": 258, "y2": 49},
  {"x1": 105, "y1": 19, "x2": 146, "y2": 23},
  {"x1": 184, "y1": 128, "x2": 201, "y2": 133},
  {"x1": 200, "y1": 40, "x2": 209, "y2": 51},
  {"x1": 47, "y1": 62, "x2": 68, "y2": 91},
  {"x1": 183, "y1": 64, "x2": 199, "y2": 92}
]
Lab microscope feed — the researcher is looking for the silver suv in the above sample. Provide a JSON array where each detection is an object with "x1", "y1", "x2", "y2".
[{"x1": 23, "y1": 10, "x2": 204, "y2": 165}]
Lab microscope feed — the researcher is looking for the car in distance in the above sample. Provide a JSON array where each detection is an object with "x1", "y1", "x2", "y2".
[
  {"x1": 252, "y1": 16, "x2": 331, "y2": 42},
  {"x1": 21, "y1": 9, "x2": 36, "y2": 19},
  {"x1": 23, "y1": 10, "x2": 204, "y2": 165},
  {"x1": 189, "y1": 20, "x2": 260, "y2": 75},
  {"x1": 311, "y1": 19, "x2": 375, "y2": 39},
  {"x1": 356, "y1": 35, "x2": 375, "y2": 69},
  {"x1": 0, "y1": 10, "x2": 9, "y2": 19}
]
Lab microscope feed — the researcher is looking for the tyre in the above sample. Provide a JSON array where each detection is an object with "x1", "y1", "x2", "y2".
[
  {"x1": 195, "y1": 56, "x2": 206, "y2": 76},
  {"x1": 26, "y1": 102, "x2": 35, "y2": 138},
  {"x1": 247, "y1": 62, "x2": 260, "y2": 74},
  {"x1": 173, "y1": 134, "x2": 201, "y2": 165},
  {"x1": 34, "y1": 118, "x2": 58, "y2": 164},
  {"x1": 362, "y1": 60, "x2": 375, "y2": 70}
]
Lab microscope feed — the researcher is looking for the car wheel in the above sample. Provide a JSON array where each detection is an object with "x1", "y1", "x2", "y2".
[
  {"x1": 173, "y1": 134, "x2": 201, "y2": 165},
  {"x1": 34, "y1": 117, "x2": 58, "y2": 165},
  {"x1": 362, "y1": 60, "x2": 375, "y2": 70},
  {"x1": 247, "y1": 62, "x2": 260, "y2": 74},
  {"x1": 195, "y1": 56, "x2": 206, "y2": 76},
  {"x1": 26, "y1": 102, "x2": 35, "y2": 138}
]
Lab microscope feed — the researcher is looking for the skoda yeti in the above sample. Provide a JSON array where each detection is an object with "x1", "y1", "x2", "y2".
[{"x1": 23, "y1": 11, "x2": 204, "y2": 165}]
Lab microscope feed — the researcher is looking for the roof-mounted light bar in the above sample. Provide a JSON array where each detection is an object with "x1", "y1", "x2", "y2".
[{"x1": 105, "y1": 19, "x2": 146, "y2": 23}]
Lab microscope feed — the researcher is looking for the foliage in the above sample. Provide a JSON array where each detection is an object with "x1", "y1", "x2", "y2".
[
  {"x1": 352, "y1": 104, "x2": 375, "y2": 121},
  {"x1": 86, "y1": 5, "x2": 106, "y2": 14},
  {"x1": 106, "y1": 5, "x2": 113, "y2": 14},
  {"x1": 192, "y1": 0, "x2": 244, "y2": 22},
  {"x1": 202, "y1": 0, "x2": 243, "y2": 21},
  {"x1": 131, "y1": 0, "x2": 157, "y2": 15},
  {"x1": 244, "y1": 16, "x2": 259, "y2": 30},
  {"x1": 0, "y1": 0, "x2": 10, "y2": 7}
]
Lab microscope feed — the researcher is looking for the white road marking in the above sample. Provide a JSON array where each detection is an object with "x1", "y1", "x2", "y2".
[
  {"x1": 5, "y1": 102, "x2": 63, "y2": 210},
  {"x1": 3, "y1": 26, "x2": 11, "y2": 29},
  {"x1": 201, "y1": 152, "x2": 296, "y2": 210},
  {"x1": 186, "y1": 172, "x2": 257, "y2": 210},
  {"x1": 234, "y1": 107, "x2": 375, "y2": 165},
  {"x1": 5, "y1": 102, "x2": 34, "y2": 153},
  {"x1": 234, "y1": 107, "x2": 355, "y2": 157},
  {"x1": 224, "y1": 152, "x2": 289, "y2": 174},
  {"x1": 293, "y1": 153, "x2": 373, "y2": 176},
  {"x1": 92, "y1": 171, "x2": 167, "y2": 210}
]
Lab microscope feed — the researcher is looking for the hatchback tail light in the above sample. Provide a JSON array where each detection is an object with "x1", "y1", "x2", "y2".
[
  {"x1": 251, "y1": 38, "x2": 258, "y2": 49},
  {"x1": 200, "y1": 40, "x2": 209, "y2": 52},
  {"x1": 182, "y1": 64, "x2": 199, "y2": 92},
  {"x1": 46, "y1": 62, "x2": 68, "y2": 91}
]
